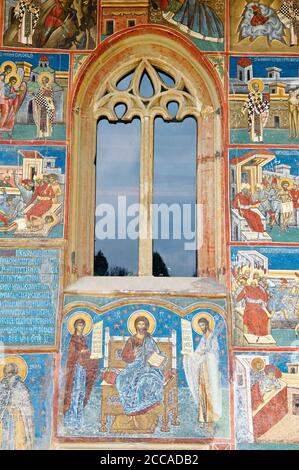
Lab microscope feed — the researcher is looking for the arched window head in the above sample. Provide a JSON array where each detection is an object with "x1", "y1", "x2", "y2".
[
  {"x1": 94, "y1": 58, "x2": 208, "y2": 122},
  {"x1": 68, "y1": 30, "x2": 225, "y2": 286}
]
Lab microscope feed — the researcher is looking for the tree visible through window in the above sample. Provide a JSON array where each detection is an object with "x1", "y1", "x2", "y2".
[{"x1": 94, "y1": 60, "x2": 201, "y2": 277}]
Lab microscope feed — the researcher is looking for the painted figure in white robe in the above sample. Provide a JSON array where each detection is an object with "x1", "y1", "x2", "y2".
[
  {"x1": 14, "y1": 0, "x2": 40, "y2": 46},
  {"x1": 183, "y1": 316, "x2": 222, "y2": 431},
  {"x1": 33, "y1": 72, "x2": 55, "y2": 139},
  {"x1": 0, "y1": 362, "x2": 34, "y2": 450},
  {"x1": 242, "y1": 79, "x2": 270, "y2": 143}
]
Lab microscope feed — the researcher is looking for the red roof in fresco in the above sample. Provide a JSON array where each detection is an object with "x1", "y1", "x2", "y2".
[
  {"x1": 230, "y1": 149, "x2": 275, "y2": 165},
  {"x1": 40, "y1": 55, "x2": 49, "y2": 62},
  {"x1": 237, "y1": 58, "x2": 252, "y2": 68},
  {"x1": 19, "y1": 151, "x2": 43, "y2": 159}
]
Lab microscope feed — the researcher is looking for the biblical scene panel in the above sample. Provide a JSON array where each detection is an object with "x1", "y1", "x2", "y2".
[
  {"x1": 3, "y1": 0, "x2": 98, "y2": 50},
  {"x1": 0, "y1": 50, "x2": 69, "y2": 141},
  {"x1": 229, "y1": 56, "x2": 299, "y2": 145},
  {"x1": 230, "y1": 0, "x2": 299, "y2": 54},
  {"x1": 234, "y1": 351, "x2": 299, "y2": 449},
  {"x1": 0, "y1": 145, "x2": 66, "y2": 238},
  {"x1": 229, "y1": 148, "x2": 299, "y2": 243},
  {"x1": 231, "y1": 246, "x2": 299, "y2": 348},
  {"x1": 57, "y1": 300, "x2": 230, "y2": 442},
  {"x1": 0, "y1": 353, "x2": 54, "y2": 450}
]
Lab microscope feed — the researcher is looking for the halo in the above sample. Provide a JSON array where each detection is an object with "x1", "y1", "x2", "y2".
[
  {"x1": 192, "y1": 312, "x2": 215, "y2": 335},
  {"x1": 251, "y1": 357, "x2": 265, "y2": 371},
  {"x1": 248, "y1": 78, "x2": 264, "y2": 94},
  {"x1": 5, "y1": 72, "x2": 22, "y2": 88},
  {"x1": 38, "y1": 72, "x2": 54, "y2": 86},
  {"x1": 67, "y1": 312, "x2": 93, "y2": 336},
  {"x1": 127, "y1": 310, "x2": 156, "y2": 335},
  {"x1": 280, "y1": 178, "x2": 291, "y2": 187},
  {"x1": 0, "y1": 61, "x2": 17, "y2": 75},
  {"x1": 0, "y1": 355, "x2": 28, "y2": 382}
]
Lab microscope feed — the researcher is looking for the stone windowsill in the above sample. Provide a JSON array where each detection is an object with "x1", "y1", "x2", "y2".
[{"x1": 64, "y1": 276, "x2": 227, "y2": 297}]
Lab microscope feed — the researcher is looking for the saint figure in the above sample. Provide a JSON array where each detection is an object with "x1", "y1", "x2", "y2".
[
  {"x1": 115, "y1": 315, "x2": 165, "y2": 420},
  {"x1": 14, "y1": 0, "x2": 40, "y2": 45},
  {"x1": 63, "y1": 317, "x2": 99, "y2": 429},
  {"x1": 242, "y1": 79, "x2": 270, "y2": 143},
  {"x1": 183, "y1": 315, "x2": 222, "y2": 431},
  {"x1": 0, "y1": 361, "x2": 34, "y2": 450}
]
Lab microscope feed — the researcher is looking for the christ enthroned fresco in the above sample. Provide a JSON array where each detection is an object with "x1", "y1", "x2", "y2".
[
  {"x1": 3, "y1": 0, "x2": 98, "y2": 50},
  {"x1": 58, "y1": 302, "x2": 230, "y2": 441}
]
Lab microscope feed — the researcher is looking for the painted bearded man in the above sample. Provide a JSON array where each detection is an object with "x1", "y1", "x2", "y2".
[
  {"x1": 0, "y1": 363, "x2": 34, "y2": 450},
  {"x1": 115, "y1": 315, "x2": 165, "y2": 431}
]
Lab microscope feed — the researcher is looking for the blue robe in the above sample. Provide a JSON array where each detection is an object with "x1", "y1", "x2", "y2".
[
  {"x1": 166, "y1": 0, "x2": 224, "y2": 42},
  {"x1": 116, "y1": 335, "x2": 165, "y2": 415}
]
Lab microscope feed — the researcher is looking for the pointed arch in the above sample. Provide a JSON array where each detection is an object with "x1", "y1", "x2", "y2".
[{"x1": 66, "y1": 26, "x2": 226, "y2": 286}]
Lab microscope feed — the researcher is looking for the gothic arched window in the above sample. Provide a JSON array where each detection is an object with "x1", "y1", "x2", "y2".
[{"x1": 67, "y1": 29, "x2": 225, "y2": 285}]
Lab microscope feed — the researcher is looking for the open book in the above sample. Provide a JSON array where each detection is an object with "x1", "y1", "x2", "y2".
[
  {"x1": 147, "y1": 351, "x2": 166, "y2": 368},
  {"x1": 181, "y1": 319, "x2": 194, "y2": 354},
  {"x1": 244, "y1": 333, "x2": 276, "y2": 346}
]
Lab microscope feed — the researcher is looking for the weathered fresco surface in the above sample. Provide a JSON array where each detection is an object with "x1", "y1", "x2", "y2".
[
  {"x1": 0, "y1": 0, "x2": 298, "y2": 451},
  {"x1": 58, "y1": 297, "x2": 229, "y2": 442}
]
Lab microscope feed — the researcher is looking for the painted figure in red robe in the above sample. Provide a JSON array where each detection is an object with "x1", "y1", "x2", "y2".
[
  {"x1": 234, "y1": 184, "x2": 265, "y2": 234},
  {"x1": 63, "y1": 318, "x2": 99, "y2": 428},
  {"x1": 25, "y1": 176, "x2": 54, "y2": 228},
  {"x1": 250, "y1": 5, "x2": 269, "y2": 26},
  {"x1": 236, "y1": 282, "x2": 270, "y2": 336},
  {"x1": 0, "y1": 75, "x2": 26, "y2": 139}
]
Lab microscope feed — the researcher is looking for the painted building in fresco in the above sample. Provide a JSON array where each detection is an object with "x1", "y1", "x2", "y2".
[{"x1": 0, "y1": 0, "x2": 298, "y2": 452}]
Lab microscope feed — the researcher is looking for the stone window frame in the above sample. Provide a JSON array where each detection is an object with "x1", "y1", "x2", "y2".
[{"x1": 66, "y1": 27, "x2": 226, "y2": 287}]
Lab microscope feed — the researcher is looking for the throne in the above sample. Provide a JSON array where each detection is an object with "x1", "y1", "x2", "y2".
[{"x1": 100, "y1": 327, "x2": 179, "y2": 433}]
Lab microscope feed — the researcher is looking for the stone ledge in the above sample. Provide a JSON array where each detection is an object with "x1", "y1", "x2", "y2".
[{"x1": 64, "y1": 276, "x2": 227, "y2": 297}]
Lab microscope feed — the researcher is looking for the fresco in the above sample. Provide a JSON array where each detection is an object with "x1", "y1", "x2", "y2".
[
  {"x1": 149, "y1": 0, "x2": 225, "y2": 51},
  {"x1": 3, "y1": 0, "x2": 98, "y2": 50},
  {"x1": 229, "y1": 56, "x2": 299, "y2": 145},
  {"x1": 0, "y1": 51, "x2": 69, "y2": 141},
  {"x1": 230, "y1": 0, "x2": 299, "y2": 53},
  {"x1": 229, "y1": 148, "x2": 299, "y2": 243},
  {"x1": 0, "y1": 145, "x2": 66, "y2": 238},
  {"x1": 57, "y1": 300, "x2": 230, "y2": 442},
  {"x1": 234, "y1": 351, "x2": 299, "y2": 448},
  {"x1": 0, "y1": 248, "x2": 61, "y2": 347},
  {"x1": 231, "y1": 246, "x2": 299, "y2": 348},
  {"x1": 0, "y1": 0, "x2": 296, "y2": 453},
  {"x1": 0, "y1": 353, "x2": 54, "y2": 449}
]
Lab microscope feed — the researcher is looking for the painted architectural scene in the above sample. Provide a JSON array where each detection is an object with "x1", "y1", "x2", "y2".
[
  {"x1": 3, "y1": 0, "x2": 98, "y2": 50},
  {"x1": 57, "y1": 300, "x2": 229, "y2": 442},
  {"x1": 231, "y1": 246, "x2": 299, "y2": 348},
  {"x1": 149, "y1": 0, "x2": 225, "y2": 51},
  {"x1": 0, "y1": 145, "x2": 66, "y2": 238},
  {"x1": 0, "y1": 353, "x2": 54, "y2": 449},
  {"x1": 229, "y1": 148, "x2": 299, "y2": 243},
  {"x1": 101, "y1": 0, "x2": 149, "y2": 38},
  {"x1": 0, "y1": 51, "x2": 69, "y2": 141},
  {"x1": 234, "y1": 352, "x2": 299, "y2": 448},
  {"x1": 229, "y1": 56, "x2": 299, "y2": 144},
  {"x1": 230, "y1": 0, "x2": 299, "y2": 53}
]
